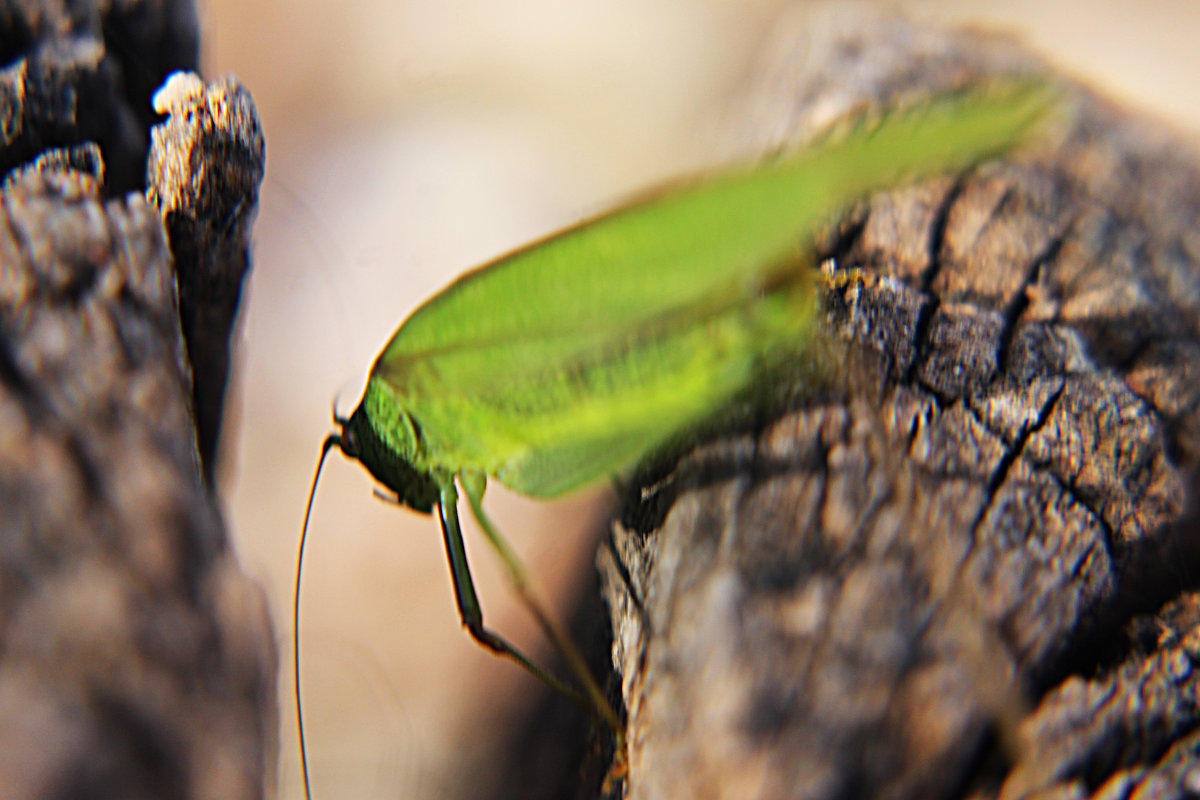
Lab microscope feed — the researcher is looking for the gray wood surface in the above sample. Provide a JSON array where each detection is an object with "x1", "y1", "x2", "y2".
[
  {"x1": 599, "y1": 9, "x2": 1200, "y2": 800},
  {"x1": 0, "y1": 3, "x2": 272, "y2": 799}
]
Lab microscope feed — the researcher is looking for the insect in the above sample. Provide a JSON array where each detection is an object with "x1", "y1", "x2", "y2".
[{"x1": 296, "y1": 78, "x2": 1059, "y2": 798}]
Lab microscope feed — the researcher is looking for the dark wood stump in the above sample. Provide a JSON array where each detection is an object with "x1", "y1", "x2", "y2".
[
  {"x1": 0, "y1": 3, "x2": 272, "y2": 799},
  {"x1": 595, "y1": 9, "x2": 1200, "y2": 800}
]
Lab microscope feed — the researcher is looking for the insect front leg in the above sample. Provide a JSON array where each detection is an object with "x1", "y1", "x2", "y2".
[
  {"x1": 436, "y1": 480, "x2": 589, "y2": 709},
  {"x1": 459, "y1": 477, "x2": 624, "y2": 739}
]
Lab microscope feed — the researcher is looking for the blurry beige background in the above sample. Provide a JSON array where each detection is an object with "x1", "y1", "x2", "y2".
[{"x1": 198, "y1": 1, "x2": 1200, "y2": 797}]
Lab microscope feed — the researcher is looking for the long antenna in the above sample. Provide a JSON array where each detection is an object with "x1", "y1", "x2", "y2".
[{"x1": 296, "y1": 434, "x2": 341, "y2": 800}]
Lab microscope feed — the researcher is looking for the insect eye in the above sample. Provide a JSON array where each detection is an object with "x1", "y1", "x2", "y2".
[{"x1": 340, "y1": 427, "x2": 358, "y2": 457}]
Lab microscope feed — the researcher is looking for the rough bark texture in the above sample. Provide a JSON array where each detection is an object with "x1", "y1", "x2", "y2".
[
  {"x1": 0, "y1": 3, "x2": 273, "y2": 800},
  {"x1": 148, "y1": 71, "x2": 265, "y2": 481},
  {"x1": 598, "y1": 9, "x2": 1200, "y2": 800}
]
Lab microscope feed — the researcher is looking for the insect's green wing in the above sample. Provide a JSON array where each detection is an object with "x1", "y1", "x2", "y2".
[
  {"x1": 370, "y1": 80, "x2": 1059, "y2": 497},
  {"x1": 372, "y1": 269, "x2": 816, "y2": 496}
]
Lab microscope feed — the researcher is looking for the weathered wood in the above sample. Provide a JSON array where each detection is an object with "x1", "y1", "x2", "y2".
[
  {"x1": 600, "y1": 9, "x2": 1200, "y2": 800},
  {"x1": 0, "y1": 0, "x2": 198, "y2": 194},
  {"x1": 148, "y1": 72, "x2": 265, "y2": 481},
  {"x1": 0, "y1": 3, "x2": 272, "y2": 799}
]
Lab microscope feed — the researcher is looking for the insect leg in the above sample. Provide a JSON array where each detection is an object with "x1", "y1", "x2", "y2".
[
  {"x1": 819, "y1": 256, "x2": 872, "y2": 292},
  {"x1": 436, "y1": 481, "x2": 590, "y2": 710},
  {"x1": 460, "y1": 477, "x2": 624, "y2": 738}
]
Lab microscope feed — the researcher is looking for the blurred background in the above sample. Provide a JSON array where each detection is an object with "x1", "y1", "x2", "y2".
[{"x1": 197, "y1": 1, "x2": 1200, "y2": 797}]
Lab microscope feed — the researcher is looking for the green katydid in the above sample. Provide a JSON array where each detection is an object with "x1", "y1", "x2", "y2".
[{"x1": 296, "y1": 79, "x2": 1059, "y2": 797}]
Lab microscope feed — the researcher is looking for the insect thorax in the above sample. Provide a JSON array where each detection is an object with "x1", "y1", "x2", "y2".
[{"x1": 341, "y1": 380, "x2": 441, "y2": 513}]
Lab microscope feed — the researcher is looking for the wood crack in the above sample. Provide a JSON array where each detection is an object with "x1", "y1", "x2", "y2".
[
  {"x1": 992, "y1": 230, "x2": 1067, "y2": 383},
  {"x1": 903, "y1": 177, "x2": 965, "y2": 384}
]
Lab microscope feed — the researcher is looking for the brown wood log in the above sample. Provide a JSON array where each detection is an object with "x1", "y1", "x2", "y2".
[
  {"x1": 0, "y1": 3, "x2": 272, "y2": 799},
  {"x1": 592, "y1": 9, "x2": 1200, "y2": 800}
]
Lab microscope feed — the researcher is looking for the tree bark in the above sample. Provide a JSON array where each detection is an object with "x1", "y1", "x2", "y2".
[
  {"x1": 0, "y1": 3, "x2": 272, "y2": 800},
  {"x1": 601, "y1": 9, "x2": 1200, "y2": 800}
]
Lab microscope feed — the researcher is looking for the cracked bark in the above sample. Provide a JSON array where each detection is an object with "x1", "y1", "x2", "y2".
[
  {"x1": 587, "y1": 9, "x2": 1200, "y2": 800},
  {"x1": 0, "y1": 3, "x2": 272, "y2": 800}
]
